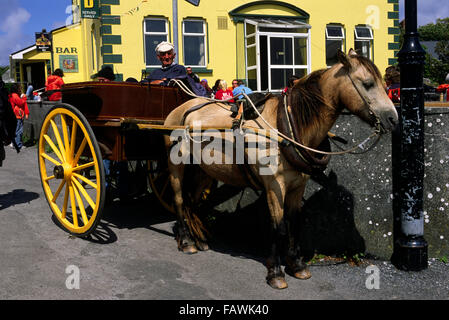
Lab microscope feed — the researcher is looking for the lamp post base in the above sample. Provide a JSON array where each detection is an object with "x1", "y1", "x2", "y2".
[{"x1": 392, "y1": 236, "x2": 428, "y2": 271}]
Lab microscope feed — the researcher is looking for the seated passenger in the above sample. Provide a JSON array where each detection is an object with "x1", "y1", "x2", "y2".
[
  {"x1": 146, "y1": 41, "x2": 207, "y2": 96},
  {"x1": 232, "y1": 79, "x2": 253, "y2": 99},
  {"x1": 91, "y1": 66, "x2": 116, "y2": 82},
  {"x1": 215, "y1": 80, "x2": 234, "y2": 102}
]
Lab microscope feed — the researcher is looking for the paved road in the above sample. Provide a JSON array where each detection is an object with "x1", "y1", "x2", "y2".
[{"x1": 1, "y1": 145, "x2": 448, "y2": 301}]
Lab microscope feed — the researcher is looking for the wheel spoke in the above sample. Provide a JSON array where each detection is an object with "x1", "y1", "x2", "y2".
[
  {"x1": 44, "y1": 134, "x2": 64, "y2": 163},
  {"x1": 69, "y1": 121, "x2": 78, "y2": 160},
  {"x1": 52, "y1": 180, "x2": 66, "y2": 203},
  {"x1": 44, "y1": 175, "x2": 56, "y2": 182},
  {"x1": 72, "y1": 181, "x2": 89, "y2": 226},
  {"x1": 69, "y1": 182, "x2": 78, "y2": 228},
  {"x1": 73, "y1": 161, "x2": 95, "y2": 172},
  {"x1": 60, "y1": 114, "x2": 71, "y2": 162},
  {"x1": 72, "y1": 137, "x2": 87, "y2": 166},
  {"x1": 72, "y1": 177, "x2": 96, "y2": 210},
  {"x1": 73, "y1": 172, "x2": 97, "y2": 190},
  {"x1": 50, "y1": 119, "x2": 67, "y2": 162},
  {"x1": 62, "y1": 183, "x2": 69, "y2": 220},
  {"x1": 41, "y1": 152, "x2": 62, "y2": 167}
]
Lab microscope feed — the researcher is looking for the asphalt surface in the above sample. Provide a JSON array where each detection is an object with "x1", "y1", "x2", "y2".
[{"x1": 1, "y1": 145, "x2": 448, "y2": 301}]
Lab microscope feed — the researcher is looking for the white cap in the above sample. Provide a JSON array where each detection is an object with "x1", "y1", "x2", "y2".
[{"x1": 155, "y1": 41, "x2": 174, "y2": 53}]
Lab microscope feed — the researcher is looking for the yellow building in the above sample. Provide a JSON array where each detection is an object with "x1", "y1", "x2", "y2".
[{"x1": 10, "y1": 0, "x2": 400, "y2": 92}]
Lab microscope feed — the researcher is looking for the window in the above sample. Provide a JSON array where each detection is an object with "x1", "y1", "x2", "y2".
[
  {"x1": 144, "y1": 18, "x2": 168, "y2": 67},
  {"x1": 354, "y1": 26, "x2": 373, "y2": 59},
  {"x1": 325, "y1": 25, "x2": 345, "y2": 67},
  {"x1": 244, "y1": 19, "x2": 311, "y2": 92},
  {"x1": 182, "y1": 20, "x2": 206, "y2": 67}
]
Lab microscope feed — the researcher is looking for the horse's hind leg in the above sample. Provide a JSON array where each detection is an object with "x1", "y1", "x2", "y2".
[
  {"x1": 168, "y1": 162, "x2": 198, "y2": 254},
  {"x1": 265, "y1": 187, "x2": 288, "y2": 289}
]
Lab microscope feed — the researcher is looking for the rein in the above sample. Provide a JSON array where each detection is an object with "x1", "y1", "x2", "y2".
[{"x1": 169, "y1": 77, "x2": 382, "y2": 156}]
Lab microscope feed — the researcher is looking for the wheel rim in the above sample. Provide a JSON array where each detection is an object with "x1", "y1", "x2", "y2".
[
  {"x1": 147, "y1": 160, "x2": 175, "y2": 213},
  {"x1": 38, "y1": 106, "x2": 104, "y2": 235}
]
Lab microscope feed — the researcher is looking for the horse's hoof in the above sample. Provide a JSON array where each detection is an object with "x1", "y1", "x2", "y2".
[
  {"x1": 293, "y1": 268, "x2": 312, "y2": 280},
  {"x1": 267, "y1": 277, "x2": 288, "y2": 290},
  {"x1": 181, "y1": 245, "x2": 198, "y2": 254},
  {"x1": 195, "y1": 240, "x2": 209, "y2": 251},
  {"x1": 286, "y1": 267, "x2": 312, "y2": 280}
]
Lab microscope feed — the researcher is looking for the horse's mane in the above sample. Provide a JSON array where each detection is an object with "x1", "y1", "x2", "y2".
[
  {"x1": 288, "y1": 54, "x2": 382, "y2": 129},
  {"x1": 289, "y1": 69, "x2": 328, "y2": 129}
]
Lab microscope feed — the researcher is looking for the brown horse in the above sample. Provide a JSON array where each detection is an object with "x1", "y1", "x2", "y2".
[{"x1": 163, "y1": 49, "x2": 398, "y2": 289}]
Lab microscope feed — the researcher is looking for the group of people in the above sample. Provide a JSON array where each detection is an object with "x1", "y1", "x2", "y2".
[{"x1": 144, "y1": 41, "x2": 253, "y2": 102}]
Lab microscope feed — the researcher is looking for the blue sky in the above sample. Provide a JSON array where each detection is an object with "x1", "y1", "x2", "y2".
[{"x1": 1, "y1": 0, "x2": 448, "y2": 66}]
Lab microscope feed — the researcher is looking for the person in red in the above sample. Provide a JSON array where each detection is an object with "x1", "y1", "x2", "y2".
[
  {"x1": 45, "y1": 69, "x2": 65, "y2": 101},
  {"x1": 8, "y1": 83, "x2": 29, "y2": 151},
  {"x1": 214, "y1": 80, "x2": 234, "y2": 102}
]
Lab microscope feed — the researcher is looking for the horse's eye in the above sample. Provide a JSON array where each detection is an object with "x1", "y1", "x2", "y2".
[{"x1": 363, "y1": 81, "x2": 375, "y2": 90}]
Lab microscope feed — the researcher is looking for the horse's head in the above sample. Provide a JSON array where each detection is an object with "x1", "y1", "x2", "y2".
[{"x1": 335, "y1": 49, "x2": 398, "y2": 132}]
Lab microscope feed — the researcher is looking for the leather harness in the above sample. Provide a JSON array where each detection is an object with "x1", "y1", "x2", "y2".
[{"x1": 177, "y1": 90, "x2": 331, "y2": 189}]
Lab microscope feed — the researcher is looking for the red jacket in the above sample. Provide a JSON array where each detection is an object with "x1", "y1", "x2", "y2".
[
  {"x1": 215, "y1": 89, "x2": 234, "y2": 102},
  {"x1": 45, "y1": 75, "x2": 64, "y2": 101},
  {"x1": 9, "y1": 93, "x2": 29, "y2": 119}
]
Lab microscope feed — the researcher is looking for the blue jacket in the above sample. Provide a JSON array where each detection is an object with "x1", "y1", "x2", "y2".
[{"x1": 232, "y1": 85, "x2": 253, "y2": 99}]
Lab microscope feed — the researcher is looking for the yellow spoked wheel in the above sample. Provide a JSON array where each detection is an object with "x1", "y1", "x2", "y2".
[
  {"x1": 147, "y1": 160, "x2": 175, "y2": 214},
  {"x1": 38, "y1": 104, "x2": 105, "y2": 237}
]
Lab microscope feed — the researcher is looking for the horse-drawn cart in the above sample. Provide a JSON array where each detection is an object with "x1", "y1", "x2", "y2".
[{"x1": 38, "y1": 81, "x2": 191, "y2": 236}]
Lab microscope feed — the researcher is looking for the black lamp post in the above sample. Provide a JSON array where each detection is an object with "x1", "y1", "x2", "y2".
[{"x1": 391, "y1": 0, "x2": 428, "y2": 271}]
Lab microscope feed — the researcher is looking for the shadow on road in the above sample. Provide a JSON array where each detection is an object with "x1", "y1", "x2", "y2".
[{"x1": 0, "y1": 189, "x2": 40, "y2": 210}]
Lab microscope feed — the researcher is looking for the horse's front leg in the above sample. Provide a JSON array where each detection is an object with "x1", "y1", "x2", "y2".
[
  {"x1": 265, "y1": 185, "x2": 288, "y2": 289},
  {"x1": 284, "y1": 175, "x2": 312, "y2": 280}
]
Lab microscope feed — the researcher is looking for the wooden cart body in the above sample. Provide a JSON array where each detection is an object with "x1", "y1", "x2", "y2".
[{"x1": 61, "y1": 81, "x2": 191, "y2": 162}]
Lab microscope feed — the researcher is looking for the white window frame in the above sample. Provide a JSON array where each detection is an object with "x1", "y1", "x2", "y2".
[
  {"x1": 325, "y1": 25, "x2": 345, "y2": 68},
  {"x1": 182, "y1": 19, "x2": 207, "y2": 67},
  {"x1": 144, "y1": 18, "x2": 169, "y2": 67},
  {"x1": 354, "y1": 26, "x2": 374, "y2": 59},
  {"x1": 325, "y1": 25, "x2": 345, "y2": 40},
  {"x1": 244, "y1": 19, "x2": 311, "y2": 92},
  {"x1": 355, "y1": 26, "x2": 373, "y2": 40}
]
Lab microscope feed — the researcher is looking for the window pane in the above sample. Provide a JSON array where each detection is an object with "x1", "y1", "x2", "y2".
[
  {"x1": 271, "y1": 69, "x2": 293, "y2": 90},
  {"x1": 294, "y1": 37, "x2": 307, "y2": 65},
  {"x1": 145, "y1": 35, "x2": 167, "y2": 65},
  {"x1": 146, "y1": 20, "x2": 166, "y2": 33},
  {"x1": 355, "y1": 40, "x2": 370, "y2": 58},
  {"x1": 326, "y1": 39, "x2": 342, "y2": 66},
  {"x1": 184, "y1": 36, "x2": 205, "y2": 66},
  {"x1": 184, "y1": 21, "x2": 203, "y2": 33},
  {"x1": 247, "y1": 46, "x2": 257, "y2": 67},
  {"x1": 270, "y1": 37, "x2": 292, "y2": 65},
  {"x1": 294, "y1": 69, "x2": 307, "y2": 79},
  {"x1": 326, "y1": 26, "x2": 343, "y2": 38},
  {"x1": 247, "y1": 69, "x2": 257, "y2": 91},
  {"x1": 246, "y1": 23, "x2": 255, "y2": 36},
  {"x1": 355, "y1": 27, "x2": 372, "y2": 39},
  {"x1": 246, "y1": 35, "x2": 255, "y2": 46}
]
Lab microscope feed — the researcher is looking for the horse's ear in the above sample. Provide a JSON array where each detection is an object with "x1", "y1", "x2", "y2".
[
  {"x1": 337, "y1": 49, "x2": 352, "y2": 70},
  {"x1": 348, "y1": 48, "x2": 358, "y2": 57}
]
